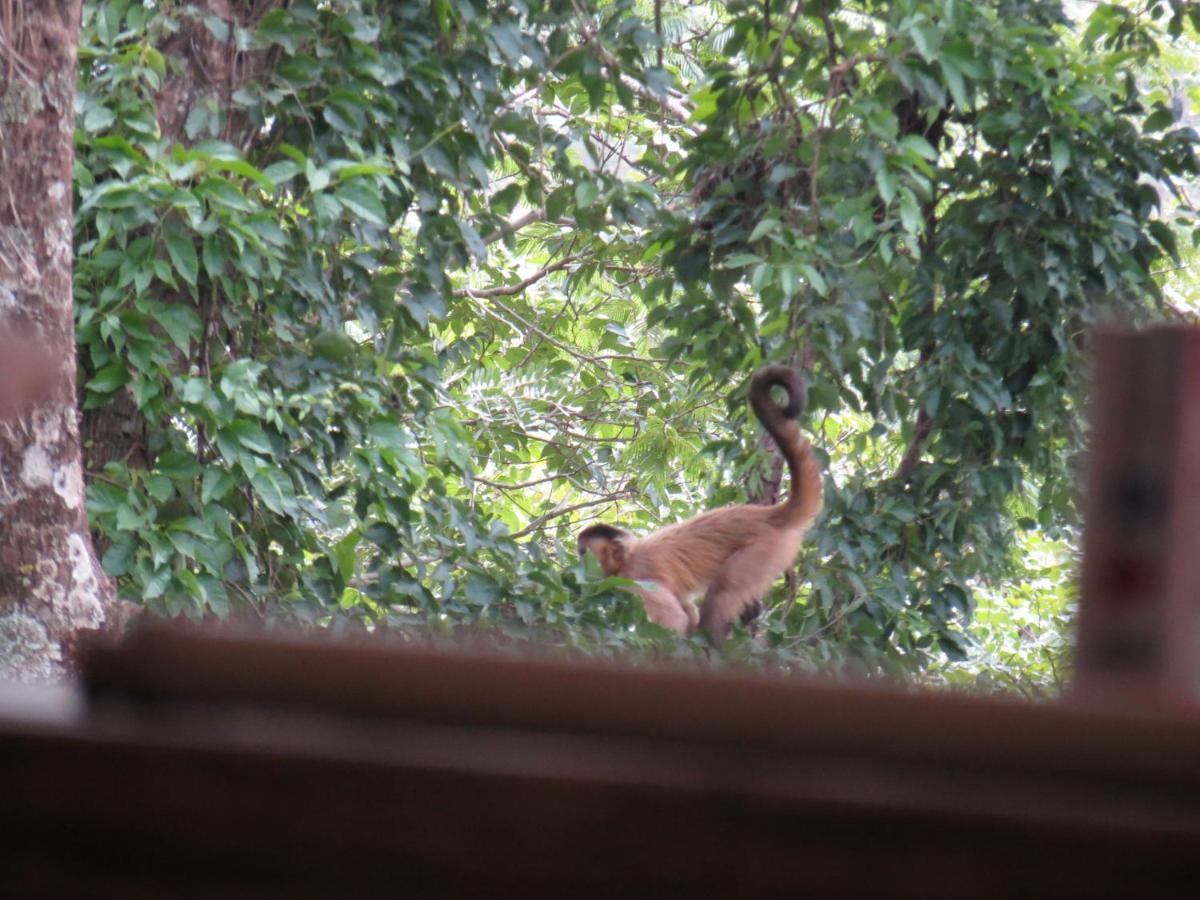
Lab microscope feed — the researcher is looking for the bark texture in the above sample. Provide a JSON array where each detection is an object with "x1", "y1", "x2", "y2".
[{"x1": 0, "y1": 1, "x2": 114, "y2": 681}]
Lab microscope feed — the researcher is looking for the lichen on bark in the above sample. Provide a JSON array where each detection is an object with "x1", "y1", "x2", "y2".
[
  {"x1": 0, "y1": 608, "x2": 62, "y2": 682},
  {"x1": 0, "y1": 77, "x2": 42, "y2": 124}
]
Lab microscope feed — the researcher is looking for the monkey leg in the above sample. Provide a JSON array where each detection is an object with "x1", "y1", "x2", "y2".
[
  {"x1": 636, "y1": 584, "x2": 699, "y2": 635},
  {"x1": 697, "y1": 543, "x2": 786, "y2": 643}
]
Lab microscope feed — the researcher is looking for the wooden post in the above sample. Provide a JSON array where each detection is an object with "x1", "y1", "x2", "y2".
[{"x1": 1074, "y1": 327, "x2": 1200, "y2": 705}]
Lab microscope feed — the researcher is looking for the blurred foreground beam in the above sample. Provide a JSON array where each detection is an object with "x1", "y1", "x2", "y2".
[{"x1": 0, "y1": 626, "x2": 1199, "y2": 897}]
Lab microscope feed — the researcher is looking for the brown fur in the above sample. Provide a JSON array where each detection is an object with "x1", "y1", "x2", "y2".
[{"x1": 578, "y1": 365, "x2": 823, "y2": 643}]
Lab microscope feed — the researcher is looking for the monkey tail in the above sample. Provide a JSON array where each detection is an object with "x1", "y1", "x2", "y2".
[{"x1": 749, "y1": 365, "x2": 823, "y2": 529}]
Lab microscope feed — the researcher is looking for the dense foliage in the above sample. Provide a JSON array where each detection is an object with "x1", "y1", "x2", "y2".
[{"x1": 74, "y1": 0, "x2": 1198, "y2": 683}]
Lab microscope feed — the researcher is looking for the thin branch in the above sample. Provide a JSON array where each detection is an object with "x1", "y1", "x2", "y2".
[
  {"x1": 483, "y1": 209, "x2": 547, "y2": 245},
  {"x1": 765, "y1": 0, "x2": 807, "y2": 78},
  {"x1": 472, "y1": 294, "x2": 624, "y2": 381},
  {"x1": 655, "y1": 0, "x2": 663, "y2": 69},
  {"x1": 894, "y1": 406, "x2": 933, "y2": 480},
  {"x1": 458, "y1": 252, "x2": 588, "y2": 299},
  {"x1": 495, "y1": 43, "x2": 587, "y2": 118},
  {"x1": 785, "y1": 592, "x2": 867, "y2": 648},
  {"x1": 584, "y1": 34, "x2": 696, "y2": 129},
  {"x1": 507, "y1": 491, "x2": 635, "y2": 539},
  {"x1": 475, "y1": 471, "x2": 581, "y2": 491}
]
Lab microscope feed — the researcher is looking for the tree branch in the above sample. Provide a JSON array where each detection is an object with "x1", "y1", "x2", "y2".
[
  {"x1": 894, "y1": 406, "x2": 933, "y2": 480},
  {"x1": 475, "y1": 471, "x2": 578, "y2": 491},
  {"x1": 507, "y1": 491, "x2": 634, "y2": 539},
  {"x1": 483, "y1": 209, "x2": 547, "y2": 245},
  {"x1": 458, "y1": 253, "x2": 588, "y2": 299},
  {"x1": 470, "y1": 293, "x2": 633, "y2": 382},
  {"x1": 585, "y1": 36, "x2": 696, "y2": 129},
  {"x1": 655, "y1": 0, "x2": 663, "y2": 69}
]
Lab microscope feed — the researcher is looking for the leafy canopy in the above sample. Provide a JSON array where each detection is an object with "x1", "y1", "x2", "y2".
[{"x1": 74, "y1": 0, "x2": 1198, "y2": 679}]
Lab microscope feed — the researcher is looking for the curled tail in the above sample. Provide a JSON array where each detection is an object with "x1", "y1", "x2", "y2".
[{"x1": 749, "y1": 365, "x2": 823, "y2": 529}]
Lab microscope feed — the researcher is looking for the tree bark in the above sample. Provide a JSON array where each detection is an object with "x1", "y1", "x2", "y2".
[{"x1": 0, "y1": 0, "x2": 115, "y2": 681}]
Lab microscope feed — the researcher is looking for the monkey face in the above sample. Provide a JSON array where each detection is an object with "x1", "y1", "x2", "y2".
[{"x1": 577, "y1": 524, "x2": 633, "y2": 576}]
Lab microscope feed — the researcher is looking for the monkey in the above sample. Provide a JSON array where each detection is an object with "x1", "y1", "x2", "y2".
[{"x1": 577, "y1": 365, "x2": 823, "y2": 644}]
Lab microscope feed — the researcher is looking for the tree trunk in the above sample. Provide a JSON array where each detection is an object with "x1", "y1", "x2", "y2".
[{"x1": 0, "y1": 0, "x2": 115, "y2": 681}]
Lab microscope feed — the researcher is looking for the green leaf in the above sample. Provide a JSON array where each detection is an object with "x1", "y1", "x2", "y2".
[
  {"x1": 421, "y1": 144, "x2": 456, "y2": 179},
  {"x1": 465, "y1": 573, "x2": 499, "y2": 607},
  {"x1": 335, "y1": 182, "x2": 388, "y2": 226},
  {"x1": 87, "y1": 363, "x2": 130, "y2": 394},
  {"x1": 874, "y1": 167, "x2": 897, "y2": 205},
  {"x1": 157, "y1": 304, "x2": 201, "y2": 352},
  {"x1": 1143, "y1": 105, "x2": 1174, "y2": 132},
  {"x1": 899, "y1": 135, "x2": 938, "y2": 161},
  {"x1": 210, "y1": 157, "x2": 274, "y2": 192},
  {"x1": 101, "y1": 539, "x2": 137, "y2": 578},
  {"x1": 456, "y1": 218, "x2": 487, "y2": 260},
  {"x1": 940, "y1": 60, "x2": 970, "y2": 111},
  {"x1": 306, "y1": 160, "x2": 331, "y2": 193},
  {"x1": 801, "y1": 264, "x2": 828, "y2": 297},
  {"x1": 545, "y1": 185, "x2": 572, "y2": 221},
  {"x1": 751, "y1": 262, "x2": 773, "y2": 293},
  {"x1": 575, "y1": 180, "x2": 599, "y2": 208},
  {"x1": 250, "y1": 465, "x2": 296, "y2": 515},
  {"x1": 197, "y1": 177, "x2": 255, "y2": 212},
  {"x1": 201, "y1": 468, "x2": 236, "y2": 504},
  {"x1": 185, "y1": 104, "x2": 216, "y2": 141},
  {"x1": 899, "y1": 189, "x2": 922, "y2": 236},
  {"x1": 1148, "y1": 221, "x2": 1179, "y2": 262},
  {"x1": 165, "y1": 231, "x2": 199, "y2": 286},
  {"x1": 220, "y1": 421, "x2": 274, "y2": 457},
  {"x1": 262, "y1": 159, "x2": 302, "y2": 184},
  {"x1": 202, "y1": 235, "x2": 227, "y2": 277},
  {"x1": 311, "y1": 329, "x2": 358, "y2": 363},
  {"x1": 203, "y1": 14, "x2": 230, "y2": 42},
  {"x1": 157, "y1": 451, "x2": 201, "y2": 480},
  {"x1": 911, "y1": 23, "x2": 942, "y2": 62},
  {"x1": 144, "y1": 473, "x2": 173, "y2": 502},
  {"x1": 489, "y1": 182, "x2": 522, "y2": 215},
  {"x1": 405, "y1": 285, "x2": 445, "y2": 328},
  {"x1": 115, "y1": 504, "x2": 145, "y2": 532},
  {"x1": 938, "y1": 633, "x2": 969, "y2": 662},
  {"x1": 780, "y1": 266, "x2": 798, "y2": 298},
  {"x1": 83, "y1": 104, "x2": 116, "y2": 133},
  {"x1": 749, "y1": 218, "x2": 780, "y2": 241},
  {"x1": 1050, "y1": 136, "x2": 1070, "y2": 177},
  {"x1": 332, "y1": 531, "x2": 359, "y2": 583}
]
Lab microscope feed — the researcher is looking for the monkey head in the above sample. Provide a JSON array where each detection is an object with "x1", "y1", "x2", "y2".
[{"x1": 576, "y1": 523, "x2": 635, "y2": 576}]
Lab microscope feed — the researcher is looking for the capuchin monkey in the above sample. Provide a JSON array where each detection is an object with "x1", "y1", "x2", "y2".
[{"x1": 578, "y1": 365, "x2": 823, "y2": 643}]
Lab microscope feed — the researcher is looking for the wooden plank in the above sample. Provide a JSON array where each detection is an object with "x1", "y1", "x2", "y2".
[
  {"x1": 2, "y1": 708, "x2": 1199, "y2": 899},
  {"x1": 86, "y1": 626, "x2": 1200, "y2": 783},
  {"x1": 0, "y1": 625, "x2": 1195, "y2": 894}
]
